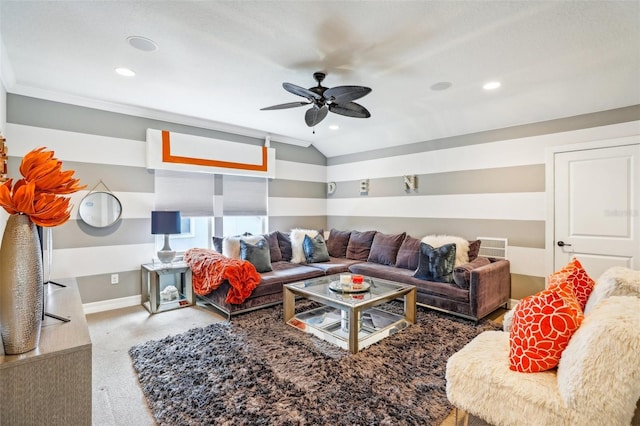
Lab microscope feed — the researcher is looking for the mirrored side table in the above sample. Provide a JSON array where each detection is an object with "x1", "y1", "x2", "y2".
[{"x1": 141, "y1": 261, "x2": 194, "y2": 313}]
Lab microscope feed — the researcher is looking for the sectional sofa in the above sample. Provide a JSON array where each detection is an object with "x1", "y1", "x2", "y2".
[{"x1": 197, "y1": 229, "x2": 511, "y2": 321}]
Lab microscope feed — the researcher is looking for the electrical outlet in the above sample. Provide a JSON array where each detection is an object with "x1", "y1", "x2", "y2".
[{"x1": 111, "y1": 274, "x2": 119, "y2": 285}]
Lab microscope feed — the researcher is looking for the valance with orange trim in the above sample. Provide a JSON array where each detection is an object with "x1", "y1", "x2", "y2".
[{"x1": 146, "y1": 129, "x2": 276, "y2": 178}]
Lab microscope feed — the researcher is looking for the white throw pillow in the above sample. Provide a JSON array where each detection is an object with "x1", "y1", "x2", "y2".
[
  {"x1": 290, "y1": 229, "x2": 318, "y2": 263},
  {"x1": 584, "y1": 266, "x2": 640, "y2": 315},
  {"x1": 421, "y1": 235, "x2": 470, "y2": 267},
  {"x1": 222, "y1": 235, "x2": 263, "y2": 259}
]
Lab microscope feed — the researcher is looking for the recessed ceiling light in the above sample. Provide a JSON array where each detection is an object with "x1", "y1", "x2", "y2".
[
  {"x1": 483, "y1": 81, "x2": 501, "y2": 90},
  {"x1": 430, "y1": 81, "x2": 452, "y2": 91},
  {"x1": 115, "y1": 67, "x2": 136, "y2": 77},
  {"x1": 127, "y1": 36, "x2": 159, "y2": 52},
  {"x1": 329, "y1": 125, "x2": 340, "y2": 130}
]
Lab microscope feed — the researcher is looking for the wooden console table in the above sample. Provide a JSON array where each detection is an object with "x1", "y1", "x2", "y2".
[{"x1": 0, "y1": 278, "x2": 92, "y2": 425}]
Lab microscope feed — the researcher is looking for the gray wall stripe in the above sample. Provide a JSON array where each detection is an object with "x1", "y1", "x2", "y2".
[
  {"x1": 77, "y1": 271, "x2": 141, "y2": 304},
  {"x1": 328, "y1": 105, "x2": 640, "y2": 164},
  {"x1": 269, "y1": 179, "x2": 326, "y2": 198},
  {"x1": 8, "y1": 157, "x2": 155, "y2": 193},
  {"x1": 327, "y1": 164, "x2": 545, "y2": 198},
  {"x1": 326, "y1": 216, "x2": 545, "y2": 249}
]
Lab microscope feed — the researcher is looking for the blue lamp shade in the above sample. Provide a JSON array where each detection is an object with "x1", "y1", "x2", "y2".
[{"x1": 151, "y1": 211, "x2": 181, "y2": 235}]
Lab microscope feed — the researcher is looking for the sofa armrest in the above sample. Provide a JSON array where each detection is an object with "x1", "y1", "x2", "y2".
[{"x1": 469, "y1": 259, "x2": 511, "y2": 319}]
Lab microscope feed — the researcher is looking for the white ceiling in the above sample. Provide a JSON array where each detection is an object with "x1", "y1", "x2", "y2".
[{"x1": 1, "y1": 1, "x2": 639, "y2": 158}]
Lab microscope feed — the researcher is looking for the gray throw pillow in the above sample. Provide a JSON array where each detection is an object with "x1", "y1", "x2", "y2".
[
  {"x1": 413, "y1": 242, "x2": 456, "y2": 283},
  {"x1": 240, "y1": 238, "x2": 272, "y2": 273},
  {"x1": 303, "y1": 234, "x2": 330, "y2": 263}
]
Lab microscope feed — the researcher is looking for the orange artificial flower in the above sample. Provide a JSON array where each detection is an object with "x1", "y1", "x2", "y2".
[{"x1": 0, "y1": 147, "x2": 86, "y2": 227}]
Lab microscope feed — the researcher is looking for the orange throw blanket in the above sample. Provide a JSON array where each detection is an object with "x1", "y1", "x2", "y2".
[{"x1": 184, "y1": 248, "x2": 261, "y2": 304}]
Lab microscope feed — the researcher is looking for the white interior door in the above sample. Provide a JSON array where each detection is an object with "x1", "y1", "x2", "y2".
[{"x1": 554, "y1": 143, "x2": 640, "y2": 279}]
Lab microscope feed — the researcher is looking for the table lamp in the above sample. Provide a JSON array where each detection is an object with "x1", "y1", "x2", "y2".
[{"x1": 151, "y1": 211, "x2": 181, "y2": 263}]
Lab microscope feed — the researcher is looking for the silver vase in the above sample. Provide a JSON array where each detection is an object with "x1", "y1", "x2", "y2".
[{"x1": 0, "y1": 214, "x2": 44, "y2": 354}]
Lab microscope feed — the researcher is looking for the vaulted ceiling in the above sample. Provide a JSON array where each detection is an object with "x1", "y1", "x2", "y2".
[{"x1": 1, "y1": 1, "x2": 638, "y2": 157}]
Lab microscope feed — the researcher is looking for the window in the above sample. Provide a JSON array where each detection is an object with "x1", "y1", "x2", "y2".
[
  {"x1": 155, "y1": 216, "x2": 214, "y2": 255},
  {"x1": 222, "y1": 174, "x2": 268, "y2": 236},
  {"x1": 153, "y1": 171, "x2": 268, "y2": 258}
]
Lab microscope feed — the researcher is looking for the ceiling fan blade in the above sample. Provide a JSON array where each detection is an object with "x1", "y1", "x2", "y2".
[
  {"x1": 260, "y1": 101, "x2": 310, "y2": 111},
  {"x1": 305, "y1": 105, "x2": 329, "y2": 127},
  {"x1": 329, "y1": 102, "x2": 371, "y2": 118},
  {"x1": 283, "y1": 82, "x2": 322, "y2": 101},
  {"x1": 324, "y1": 85, "x2": 372, "y2": 104}
]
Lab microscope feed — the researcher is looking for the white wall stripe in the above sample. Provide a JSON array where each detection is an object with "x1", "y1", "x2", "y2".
[
  {"x1": 327, "y1": 121, "x2": 640, "y2": 181},
  {"x1": 51, "y1": 243, "x2": 155, "y2": 279},
  {"x1": 275, "y1": 159, "x2": 326, "y2": 183},
  {"x1": 327, "y1": 192, "x2": 545, "y2": 221},
  {"x1": 5, "y1": 122, "x2": 146, "y2": 166},
  {"x1": 268, "y1": 197, "x2": 327, "y2": 216}
]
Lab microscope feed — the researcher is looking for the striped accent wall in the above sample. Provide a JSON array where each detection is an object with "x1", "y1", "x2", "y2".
[
  {"x1": 4, "y1": 94, "x2": 327, "y2": 304},
  {"x1": 3, "y1": 93, "x2": 639, "y2": 307},
  {"x1": 325, "y1": 107, "x2": 640, "y2": 300}
]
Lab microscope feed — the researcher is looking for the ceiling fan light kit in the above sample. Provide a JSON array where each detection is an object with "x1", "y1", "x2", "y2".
[{"x1": 261, "y1": 72, "x2": 372, "y2": 128}]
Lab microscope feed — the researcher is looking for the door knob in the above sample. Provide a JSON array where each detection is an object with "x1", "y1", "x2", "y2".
[{"x1": 557, "y1": 241, "x2": 572, "y2": 247}]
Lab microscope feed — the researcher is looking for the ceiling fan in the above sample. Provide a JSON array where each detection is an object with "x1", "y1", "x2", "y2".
[{"x1": 261, "y1": 72, "x2": 372, "y2": 128}]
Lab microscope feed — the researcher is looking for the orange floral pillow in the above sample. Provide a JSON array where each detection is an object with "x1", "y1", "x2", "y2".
[
  {"x1": 509, "y1": 281, "x2": 584, "y2": 372},
  {"x1": 548, "y1": 258, "x2": 595, "y2": 310}
]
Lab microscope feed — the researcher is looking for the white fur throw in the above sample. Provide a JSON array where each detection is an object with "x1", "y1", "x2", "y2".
[
  {"x1": 421, "y1": 235, "x2": 469, "y2": 267},
  {"x1": 222, "y1": 235, "x2": 263, "y2": 259},
  {"x1": 290, "y1": 229, "x2": 319, "y2": 264},
  {"x1": 557, "y1": 296, "x2": 640, "y2": 424},
  {"x1": 583, "y1": 266, "x2": 640, "y2": 315}
]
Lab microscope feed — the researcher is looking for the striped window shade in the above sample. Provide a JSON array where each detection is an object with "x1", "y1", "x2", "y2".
[
  {"x1": 222, "y1": 174, "x2": 267, "y2": 216},
  {"x1": 154, "y1": 170, "x2": 215, "y2": 216}
]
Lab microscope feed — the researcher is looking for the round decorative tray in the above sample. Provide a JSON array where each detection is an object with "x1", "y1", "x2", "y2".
[{"x1": 328, "y1": 281, "x2": 371, "y2": 293}]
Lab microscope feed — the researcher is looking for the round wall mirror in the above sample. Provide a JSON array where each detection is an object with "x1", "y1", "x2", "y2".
[{"x1": 79, "y1": 191, "x2": 122, "y2": 228}]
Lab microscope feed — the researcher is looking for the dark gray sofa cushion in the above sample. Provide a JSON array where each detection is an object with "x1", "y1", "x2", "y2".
[
  {"x1": 276, "y1": 231, "x2": 293, "y2": 261},
  {"x1": 367, "y1": 232, "x2": 406, "y2": 266},
  {"x1": 326, "y1": 229, "x2": 351, "y2": 258},
  {"x1": 453, "y1": 256, "x2": 491, "y2": 289},
  {"x1": 264, "y1": 231, "x2": 283, "y2": 262},
  {"x1": 395, "y1": 235, "x2": 421, "y2": 270},
  {"x1": 346, "y1": 230, "x2": 377, "y2": 261}
]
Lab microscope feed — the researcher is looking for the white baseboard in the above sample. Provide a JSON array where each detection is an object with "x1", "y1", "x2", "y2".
[
  {"x1": 508, "y1": 298, "x2": 519, "y2": 309},
  {"x1": 83, "y1": 295, "x2": 141, "y2": 315}
]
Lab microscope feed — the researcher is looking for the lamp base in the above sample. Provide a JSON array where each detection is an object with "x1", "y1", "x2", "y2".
[{"x1": 157, "y1": 250, "x2": 176, "y2": 264}]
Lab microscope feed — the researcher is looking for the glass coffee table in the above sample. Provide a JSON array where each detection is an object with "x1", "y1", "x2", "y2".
[{"x1": 283, "y1": 274, "x2": 416, "y2": 354}]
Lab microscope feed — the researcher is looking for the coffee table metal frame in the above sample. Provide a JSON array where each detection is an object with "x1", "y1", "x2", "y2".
[{"x1": 283, "y1": 274, "x2": 416, "y2": 354}]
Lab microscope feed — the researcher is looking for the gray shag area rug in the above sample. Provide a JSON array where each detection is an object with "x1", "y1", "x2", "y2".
[{"x1": 129, "y1": 302, "x2": 500, "y2": 426}]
